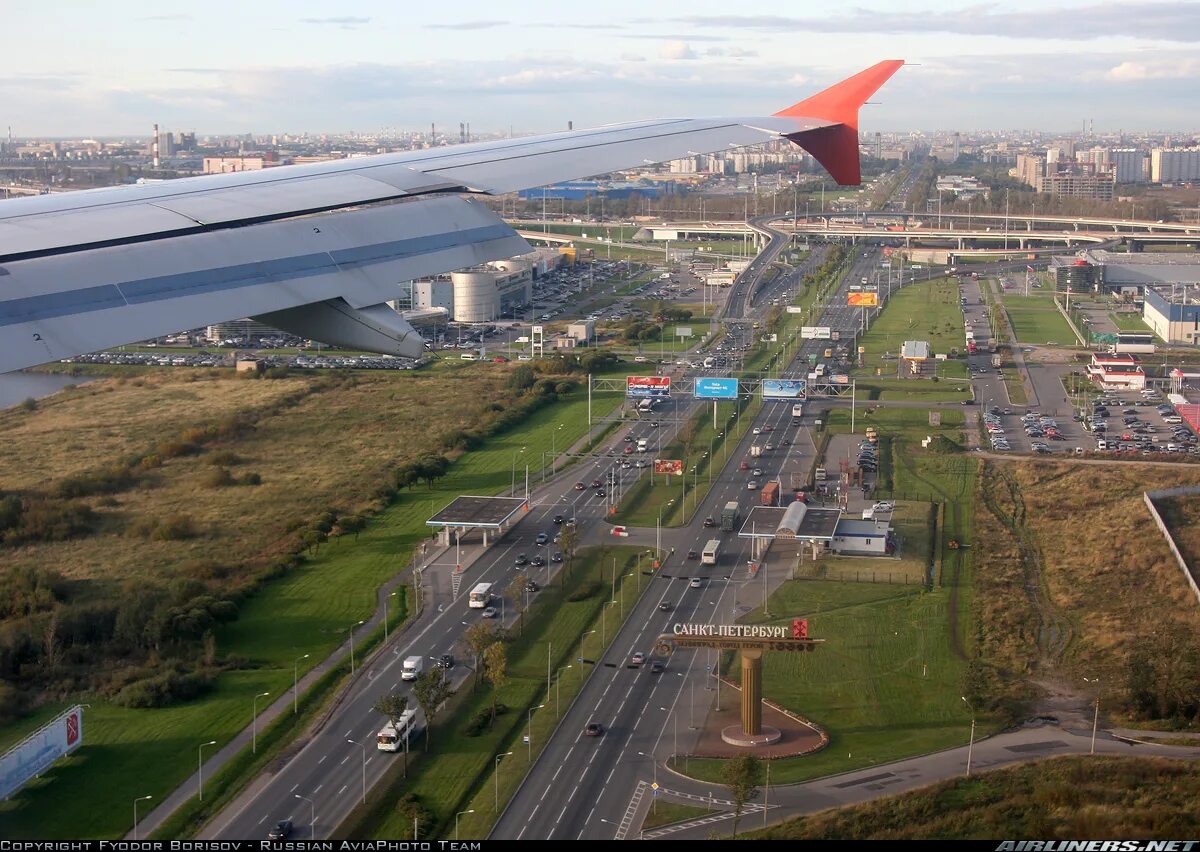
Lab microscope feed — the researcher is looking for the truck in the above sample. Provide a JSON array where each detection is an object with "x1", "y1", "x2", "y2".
[
  {"x1": 750, "y1": 445, "x2": 763, "y2": 458},
  {"x1": 760, "y1": 481, "x2": 780, "y2": 507},
  {"x1": 701, "y1": 539, "x2": 721, "y2": 565},
  {"x1": 721, "y1": 501, "x2": 739, "y2": 532},
  {"x1": 824, "y1": 347, "x2": 833, "y2": 359},
  {"x1": 967, "y1": 340, "x2": 978, "y2": 355},
  {"x1": 991, "y1": 353, "x2": 1003, "y2": 368},
  {"x1": 807, "y1": 353, "x2": 818, "y2": 366},
  {"x1": 791, "y1": 403, "x2": 804, "y2": 417},
  {"x1": 637, "y1": 438, "x2": 649, "y2": 452},
  {"x1": 814, "y1": 467, "x2": 827, "y2": 482},
  {"x1": 831, "y1": 330, "x2": 841, "y2": 341},
  {"x1": 401, "y1": 656, "x2": 423, "y2": 681},
  {"x1": 865, "y1": 427, "x2": 878, "y2": 444}
]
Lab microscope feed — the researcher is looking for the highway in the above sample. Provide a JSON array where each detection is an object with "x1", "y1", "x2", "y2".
[{"x1": 493, "y1": 234, "x2": 896, "y2": 840}]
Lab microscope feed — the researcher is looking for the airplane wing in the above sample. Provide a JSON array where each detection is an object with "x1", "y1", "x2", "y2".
[{"x1": 0, "y1": 60, "x2": 903, "y2": 374}]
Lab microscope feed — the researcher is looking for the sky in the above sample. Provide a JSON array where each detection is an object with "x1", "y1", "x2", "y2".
[{"x1": 3, "y1": 0, "x2": 1199, "y2": 137}]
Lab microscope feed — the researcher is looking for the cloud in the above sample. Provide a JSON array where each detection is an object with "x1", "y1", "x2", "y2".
[
  {"x1": 659, "y1": 41, "x2": 697, "y2": 61},
  {"x1": 299, "y1": 16, "x2": 371, "y2": 26},
  {"x1": 139, "y1": 14, "x2": 192, "y2": 21},
  {"x1": 656, "y1": 2, "x2": 1200, "y2": 42},
  {"x1": 704, "y1": 46, "x2": 758, "y2": 58},
  {"x1": 425, "y1": 20, "x2": 508, "y2": 30},
  {"x1": 1106, "y1": 57, "x2": 1200, "y2": 81},
  {"x1": 622, "y1": 32, "x2": 728, "y2": 42},
  {"x1": 621, "y1": 52, "x2": 647, "y2": 62}
]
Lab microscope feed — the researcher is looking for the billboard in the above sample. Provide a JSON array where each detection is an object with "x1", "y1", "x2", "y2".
[
  {"x1": 694, "y1": 377, "x2": 739, "y2": 400},
  {"x1": 786, "y1": 306, "x2": 804, "y2": 314},
  {"x1": 626, "y1": 376, "x2": 671, "y2": 399},
  {"x1": 848, "y1": 292, "x2": 879, "y2": 307},
  {"x1": 830, "y1": 374, "x2": 851, "y2": 385},
  {"x1": 674, "y1": 327, "x2": 693, "y2": 338},
  {"x1": 801, "y1": 327, "x2": 832, "y2": 339},
  {"x1": 0, "y1": 705, "x2": 84, "y2": 800},
  {"x1": 654, "y1": 459, "x2": 683, "y2": 475},
  {"x1": 762, "y1": 379, "x2": 807, "y2": 401}
]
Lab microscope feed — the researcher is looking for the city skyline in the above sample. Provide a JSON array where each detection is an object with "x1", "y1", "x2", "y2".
[{"x1": 3, "y1": 0, "x2": 1199, "y2": 136}]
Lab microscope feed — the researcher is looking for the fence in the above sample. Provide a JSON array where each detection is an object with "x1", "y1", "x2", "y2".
[{"x1": 1143, "y1": 486, "x2": 1200, "y2": 606}]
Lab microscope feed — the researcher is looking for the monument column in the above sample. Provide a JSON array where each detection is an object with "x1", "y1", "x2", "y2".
[{"x1": 740, "y1": 648, "x2": 763, "y2": 736}]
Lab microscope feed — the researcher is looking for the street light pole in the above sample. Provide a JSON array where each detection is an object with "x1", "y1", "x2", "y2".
[
  {"x1": 347, "y1": 738, "x2": 367, "y2": 804},
  {"x1": 385, "y1": 590, "x2": 397, "y2": 643},
  {"x1": 252, "y1": 691, "x2": 270, "y2": 753},
  {"x1": 132, "y1": 795, "x2": 152, "y2": 840},
  {"x1": 455, "y1": 809, "x2": 475, "y2": 841},
  {"x1": 350, "y1": 619, "x2": 365, "y2": 674},
  {"x1": 198, "y1": 740, "x2": 217, "y2": 801},
  {"x1": 1084, "y1": 676, "x2": 1101, "y2": 754},
  {"x1": 294, "y1": 653, "x2": 309, "y2": 714},
  {"x1": 526, "y1": 703, "x2": 545, "y2": 762},
  {"x1": 494, "y1": 751, "x2": 513, "y2": 811},
  {"x1": 961, "y1": 696, "x2": 975, "y2": 776},
  {"x1": 294, "y1": 793, "x2": 316, "y2": 838}
]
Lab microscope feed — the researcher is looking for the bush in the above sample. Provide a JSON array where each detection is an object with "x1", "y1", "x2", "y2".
[
  {"x1": 112, "y1": 668, "x2": 215, "y2": 708},
  {"x1": 567, "y1": 581, "x2": 600, "y2": 602},
  {"x1": 207, "y1": 451, "x2": 243, "y2": 466},
  {"x1": 3, "y1": 499, "x2": 98, "y2": 545},
  {"x1": 153, "y1": 514, "x2": 198, "y2": 541},
  {"x1": 463, "y1": 702, "x2": 510, "y2": 736},
  {"x1": 201, "y1": 467, "x2": 235, "y2": 488},
  {"x1": 55, "y1": 465, "x2": 137, "y2": 498},
  {"x1": 240, "y1": 472, "x2": 262, "y2": 486},
  {"x1": 19, "y1": 397, "x2": 37, "y2": 412}
]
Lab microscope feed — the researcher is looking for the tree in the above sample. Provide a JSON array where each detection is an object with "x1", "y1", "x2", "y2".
[
  {"x1": 507, "y1": 364, "x2": 536, "y2": 391},
  {"x1": 463, "y1": 621, "x2": 497, "y2": 691},
  {"x1": 677, "y1": 414, "x2": 700, "y2": 464},
  {"x1": 372, "y1": 691, "x2": 409, "y2": 729},
  {"x1": 507, "y1": 574, "x2": 529, "y2": 635},
  {"x1": 412, "y1": 667, "x2": 453, "y2": 752},
  {"x1": 721, "y1": 753, "x2": 762, "y2": 838},
  {"x1": 483, "y1": 642, "x2": 508, "y2": 722},
  {"x1": 557, "y1": 524, "x2": 579, "y2": 588}
]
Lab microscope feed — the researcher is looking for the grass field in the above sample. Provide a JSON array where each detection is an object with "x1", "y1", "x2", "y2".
[
  {"x1": 642, "y1": 800, "x2": 717, "y2": 829},
  {"x1": 853, "y1": 278, "x2": 972, "y2": 373},
  {"x1": 1156, "y1": 493, "x2": 1200, "y2": 573},
  {"x1": 1109, "y1": 312, "x2": 1152, "y2": 332},
  {"x1": 0, "y1": 368, "x2": 630, "y2": 838},
  {"x1": 681, "y1": 580, "x2": 974, "y2": 785},
  {"x1": 973, "y1": 461, "x2": 1200, "y2": 723},
  {"x1": 797, "y1": 500, "x2": 932, "y2": 586},
  {"x1": 751, "y1": 756, "x2": 1200, "y2": 839},
  {"x1": 341, "y1": 545, "x2": 647, "y2": 840},
  {"x1": 1001, "y1": 295, "x2": 1078, "y2": 346}
]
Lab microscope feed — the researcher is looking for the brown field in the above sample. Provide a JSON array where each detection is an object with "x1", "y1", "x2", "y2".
[
  {"x1": 751, "y1": 756, "x2": 1200, "y2": 839},
  {"x1": 1156, "y1": 493, "x2": 1200, "y2": 572},
  {"x1": 0, "y1": 369, "x2": 504, "y2": 585},
  {"x1": 973, "y1": 460, "x2": 1200, "y2": 722}
]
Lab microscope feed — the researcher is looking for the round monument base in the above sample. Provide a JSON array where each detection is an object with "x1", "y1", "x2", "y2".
[{"x1": 720, "y1": 725, "x2": 782, "y2": 747}]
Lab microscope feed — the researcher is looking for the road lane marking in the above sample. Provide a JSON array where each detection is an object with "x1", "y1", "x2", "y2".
[
  {"x1": 258, "y1": 815, "x2": 268, "y2": 825},
  {"x1": 290, "y1": 783, "x2": 299, "y2": 792},
  {"x1": 338, "y1": 784, "x2": 348, "y2": 796},
  {"x1": 317, "y1": 755, "x2": 327, "y2": 765}
]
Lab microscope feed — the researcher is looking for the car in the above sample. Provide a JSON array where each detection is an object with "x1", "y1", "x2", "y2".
[
  {"x1": 623, "y1": 445, "x2": 634, "y2": 455},
  {"x1": 690, "y1": 577, "x2": 703, "y2": 588},
  {"x1": 551, "y1": 551, "x2": 563, "y2": 563},
  {"x1": 515, "y1": 554, "x2": 529, "y2": 566},
  {"x1": 703, "y1": 516, "x2": 716, "y2": 527},
  {"x1": 658, "y1": 601, "x2": 673, "y2": 612},
  {"x1": 268, "y1": 820, "x2": 294, "y2": 840},
  {"x1": 437, "y1": 653, "x2": 455, "y2": 669},
  {"x1": 630, "y1": 652, "x2": 646, "y2": 667},
  {"x1": 623, "y1": 435, "x2": 634, "y2": 442},
  {"x1": 585, "y1": 722, "x2": 604, "y2": 737},
  {"x1": 650, "y1": 421, "x2": 660, "y2": 428},
  {"x1": 687, "y1": 549, "x2": 699, "y2": 560},
  {"x1": 752, "y1": 427, "x2": 761, "y2": 435},
  {"x1": 752, "y1": 467, "x2": 764, "y2": 477},
  {"x1": 764, "y1": 443, "x2": 775, "y2": 451},
  {"x1": 553, "y1": 514, "x2": 564, "y2": 525},
  {"x1": 595, "y1": 489, "x2": 606, "y2": 498},
  {"x1": 762, "y1": 425, "x2": 774, "y2": 432},
  {"x1": 650, "y1": 660, "x2": 665, "y2": 674},
  {"x1": 591, "y1": 479, "x2": 603, "y2": 488},
  {"x1": 739, "y1": 461, "x2": 750, "y2": 470},
  {"x1": 531, "y1": 555, "x2": 546, "y2": 567},
  {"x1": 525, "y1": 579, "x2": 540, "y2": 592},
  {"x1": 873, "y1": 502, "x2": 894, "y2": 512},
  {"x1": 535, "y1": 532, "x2": 549, "y2": 546},
  {"x1": 574, "y1": 481, "x2": 586, "y2": 491}
]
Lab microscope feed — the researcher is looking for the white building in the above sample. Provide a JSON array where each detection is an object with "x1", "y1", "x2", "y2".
[
  {"x1": 829, "y1": 519, "x2": 892, "y2": 555},
  {"x1": 1151, "y1": 148, "x2": 1200, "y2": 183},
  {"x1": 1110, "y1": 148, "x2": 1147, "y2": 183}
]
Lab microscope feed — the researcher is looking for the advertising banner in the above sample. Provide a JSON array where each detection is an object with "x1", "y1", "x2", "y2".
[
  {"x1": 848, "y1": 292, "x2": 879, "y2": 307},
  {"x1": 674, "y1": 327, "x2": 693, "y2": 338},
  {"x1": 654, "y1": 459, "x2": 683, "y2": 475},
  {"x1": 0, "y1": 705, "x2": 84, "y2": 800},
  {"x1": 786, "y1": 306, "x2": 804, "y2": 314},
  {"x1": 830, "y1": 374, "x2": 851, "y2": 385},
  {"x1": 801, "y1": 326, "x2": 832, "y2": 339},
  {"x1": 694, "y1": 377, "x2": 739, "y2": 400},
  {"x1": 762, "y1": 379, "x2": 807, "y2": 401},
  {"x1": 626, "y1": 376, "x2": 671, "y2": 399}
]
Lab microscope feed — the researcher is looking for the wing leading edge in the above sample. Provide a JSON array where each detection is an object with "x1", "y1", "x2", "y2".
[{"x1": 0, "y1": 60, "x2": 904, "y2": 373}]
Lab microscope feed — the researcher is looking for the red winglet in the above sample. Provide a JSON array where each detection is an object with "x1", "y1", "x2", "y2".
[{"x1": 774, "y1": 60, "x2": 904, "y2": 186}]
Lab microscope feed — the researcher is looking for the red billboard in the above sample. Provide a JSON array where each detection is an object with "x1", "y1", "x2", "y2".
[
  {"x1": 626, "y1": 376, "x2": 672, "y2": 399},
  {"x1": 847, "y1": 292, "x2": 878, "y2": 307},
  {"x1": 654, "y1": 459, "x2": 683, "y2": 475}
]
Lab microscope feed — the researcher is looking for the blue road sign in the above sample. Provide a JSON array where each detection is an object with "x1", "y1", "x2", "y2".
[{"x1": 694, "y1": 376, "x2": 739, "y2": 400}]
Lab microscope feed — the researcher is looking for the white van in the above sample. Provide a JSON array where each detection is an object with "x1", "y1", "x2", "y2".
[
  {"x1": 460, "y1": 353, "x2": 478, "y2": 361},
  {"x1": 401, "y1": 656, "x2": 423, "y2": 681}
]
